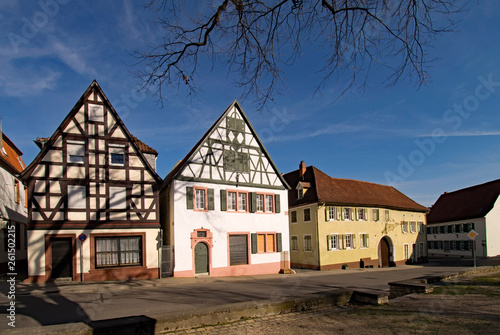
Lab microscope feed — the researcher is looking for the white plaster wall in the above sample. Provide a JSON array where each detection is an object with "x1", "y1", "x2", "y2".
[
  {"x1": 485, "y1": 197, "x2": 500, "y2": 257},
  {"x1": 27, "y1": 228, "x2": 161, "y2": 276},
  {"x1": 427, "y1": 217, "x2": 485, "y2": 257},
  {"x1": 172, "y1": 179, "x2": 289, "y2": 273}
]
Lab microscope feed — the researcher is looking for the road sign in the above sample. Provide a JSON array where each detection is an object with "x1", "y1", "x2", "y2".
[
  {"x1": 78, "y1": 233, "x2": 87, "y2": 242},
  {"x1": 468, "y1": 230, "x2": 478, "y2": 240}
]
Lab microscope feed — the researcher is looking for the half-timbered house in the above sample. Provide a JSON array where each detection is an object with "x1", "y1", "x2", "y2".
[
  {"x1": 21, "y1": 81, "x2": 162, "y2": 282},
  {"x1": 160, "y1": 101, "x2": 290, "y2": 277}
]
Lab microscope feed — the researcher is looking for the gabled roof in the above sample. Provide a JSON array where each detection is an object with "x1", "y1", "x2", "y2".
[
  {"x1": 427, "y1": 179, "x2": 500, "y2": 224},
  {"x1": 0, "y1": 133, "x2": 26, "y2": 175},
  {"x1": 161, "y1": 100, "x2": 289, "y2": 190},
  {"x1": 21, "y1": 80, "x2": 161, "y2": 183},
  {"x1": 283, "y1": 165, "x2": 428, "y2": 212}
]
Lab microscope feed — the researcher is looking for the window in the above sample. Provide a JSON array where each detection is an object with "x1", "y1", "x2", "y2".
[
  {"x1": 327, "y1": 207, "x2": 336, "y2": 221},
  {"x1": 410, "y1": 221, "x2": 417, "y2": 234},
  {"x1": 291, "y1": 236, "x2": 298, "y2": 251},
  {"x1": 109, "y1": 145, "x2": 126, "y2": 166},
  {"x1": 419, "y1": 221, "x2": 425, "y2": 233},
  {"x1": 372, "y1": 209, "x2": 379, "y2": 221},
  {"x1": 96, "y1": 236, "x2": 142, "y2": 268},
  {"x1": 343, "y1": 207, "x2": 351, "y2": 221},
  {"x1": 265, "y1": 195, "x2": 273, "y2": 213},
  {"x1": 345, "y1": 234, "x2": 354, "y2": 249},
  {"x1": 385, "y1": 209, "x2": 390, "y2": 222},
  {"x1": 402, "y1": 221, "x2": 409, "y2": 234},
  {"x1": 14, "y1": 180, "x2": 20, "y2": 204},
  {"x1": 304, "y1": 208, "x2": 311, "y2": 222},
  {"x1": 455, "y1": 224, "x2": 462, "y2": 233},
  {"x1": 304, "y1": 235, "x2": 312, "y2": 251},
  {"x1": 447, "y1": 225, "x2": 454, "y2": 234},
  {"x1": 227, "y1": 191, "x2": 247, "y2": 212},
  {"x1": 297, "y1": 188, "x2": 304, "y2": 200},
  {"x1": 68, "y1": 185, "x2": 86, "y2": 209},
  {"x1": 404, "y1": 244, "x2": 409, "y2": 260},
  {"x1": 229, "y1": 234, "x2": 248, "y2": 265},
  {"x1": 359, "y1": 233, "x2": 369, "y2": 248},
  {"x1": 328, "y1": 234, "x2": 339, "y2": 250},
  {"x1": 89, "y1": 104, "x2": 104, "y2": 121},
  {"x1": 24, "y1": 186, "x2": 28, "y2": 208},
  {"x1": 256, "y1": 194, "x2": 264, "y2": 212},
  {"x1": 195, "y1": 189, "x2": 206, "y2": 210},
  {"x1": 238, "y1": 193, "x2": 247, "y2": 212},
  {"x1": 224, "y1": 150, "x2": 249, "y2": 173},
  {"x1": 290, "y1": 211, "x2": 297, "y2": 223},
  {"x1": 444, "y1": 241, "x2": 450, "y2": 252},
  {"x1": 228, "y1": 192, "x2": 237, "y2": 211},
  {"x1": 109, "y1": 187, "x2": 126, "y2": 209},
  {"x1": 257, "y1": 233, "x2": 275, "y2": 253},
  {"x1": 358, "y1": 208, "x2": 367, "y2": 221},
  {"x1": 440, "y1": 226, "x2": 445, "y2": 234},
  {"x1": 67, "y1": 141, "x2": 85, "y2": 163},
  {"x1": 226, "y1": 116, "x2": 245, "y2": 132}
]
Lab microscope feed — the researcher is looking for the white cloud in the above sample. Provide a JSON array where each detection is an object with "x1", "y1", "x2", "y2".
[{"x1": 418, "y1": 130, "x2": 500, "y2": 137}]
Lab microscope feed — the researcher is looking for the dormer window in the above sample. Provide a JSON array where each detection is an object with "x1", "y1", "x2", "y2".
[
  {"x1": 296, "y1": 181, "x2": 309, "y2": 200},
  {"x1": 298, "y1": 188, "x2": 304, "y2": 200}
]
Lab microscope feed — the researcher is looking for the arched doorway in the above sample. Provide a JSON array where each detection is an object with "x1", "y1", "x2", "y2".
[
  {"x1": 194, "y1": 242, "x2": 209, "y2": 274},
  {"x1": 378, "y1": 237, "x2": 392, "y2": 268}
]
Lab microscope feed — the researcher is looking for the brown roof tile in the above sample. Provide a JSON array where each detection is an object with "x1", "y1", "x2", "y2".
[
  {"x1": 283, "y1": 165, "x2": 428, "y2": 212},
  {"x1": 427, "y1": 179, "x2": 500, "y2": 224},
  {"x1": 130, "y1": 135, "x2": 158, "y2": 155},
  {"x1": 0, "y1": 133, "x2": 26, "y2": 174}
]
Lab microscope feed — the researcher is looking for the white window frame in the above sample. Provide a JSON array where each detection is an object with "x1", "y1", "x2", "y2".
[
  {"x1": 109, "y1": 186, "x2": 127, "y2": 209},
  {"x1": 330, "y1": 234, "x2": 339, "y2": 250},
  {"x1": 303, "y1": 235, "x2": 312, "y2": 251},
  {"x1": 256, "y1": 194, "x2": 264, "y2": 212},
  {"x1": 343, "y1": 207, "x2": 351, "y2": 221},
  {"x1": 358, "y1": 208, "x2": 365, "y2": 221},
  {"x1": 195, "y1": 188, "x2": 206, "y2": 210},
  {"x1": 303, "y1": 208, "x2": 311, "y2": 222},
  {"x1": 109, "y1": 144, "x2": 126, "y2": 166},
  {"x1": 419, "y1": 221, "x2": 425, "y2": 233},
  {"x1": 345, "y1": 233, "x2": 353, "y2": 249},
  {"x1": 238, "y1": 193, "x2": 247, "y2": 212},
  {"x1": 68, "y1": 185, "x2": 86, "y2": 209},
  {"x1": 384, "y1": 209, "x2": 390, "y2": 222},
  {"x1": 67, "y1": 141, "x2": 85, "y2": 164},
  {"x1": 402, "y1": 221, "x2": 409, "y2": 234},
  {"x1": 403, "y1": 243, "x2": 409, "y2": 260},
  {"x1": 227, "y1": 192, "x2": 237, "y2": 211},
  {"x1": 290, "y1": 235, "x2": 298, "y2": 251},
  {"x1": 265, "y1": 194, "x2": 274, "y2": 213},
  {"x1": 328, "y1": 207, "x2": 336, "y2": 221},
  {"x1": 359, "y1": 233, "x2": 369, "y2": 249},
  {"x1": 297, "y1": 188, "x2": 304, "y2": 200},
  {"x1": 372, "y1": 208, "x2": 379, "y2": 221},
  {"x1": 410, "y1": 221, "x2": 417, "y2": 234}
]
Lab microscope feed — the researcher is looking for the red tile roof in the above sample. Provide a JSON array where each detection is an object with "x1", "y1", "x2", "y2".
[
  {"x1": 283, "y1": 165, "x2": 428, "y2": 212},
  {"x1": 427, "y1": 179, "x2": 500, "y2": 224},
  {"x1": 0, "y1": 133, "x2": 25, "y2": 174},
  {"x1": 130, "y1": 135, "x2": 158, "y2": 155}
]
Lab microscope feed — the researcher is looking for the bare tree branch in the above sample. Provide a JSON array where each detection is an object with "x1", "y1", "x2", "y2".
[{"x1": 133, "y1": 0, "x2": 462, "y2": 110}]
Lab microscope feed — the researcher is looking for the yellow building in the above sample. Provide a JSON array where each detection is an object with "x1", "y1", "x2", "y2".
[{"x1": 283, "y1": 162, "x2": 429, "y2": 270}]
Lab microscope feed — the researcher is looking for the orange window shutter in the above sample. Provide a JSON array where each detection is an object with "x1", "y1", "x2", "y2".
[
  {"x1": 257, "y1": 234, "x2": 265, "y2": 253},
  {"x1": 266, "y1": 234, "x2": 275, "y2": 252}
]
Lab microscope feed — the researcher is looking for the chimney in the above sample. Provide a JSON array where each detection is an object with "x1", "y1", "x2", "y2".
[{"x1": 299, "y1": 161, "x2": 306, "y2": 179}]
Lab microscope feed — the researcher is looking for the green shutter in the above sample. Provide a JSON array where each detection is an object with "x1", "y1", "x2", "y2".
[
  {"x1": 220, "y1": 189, "x2": 226, "y2": 211},
  {"x1": 327, "y1": 235, "x2": 332, "y2": 251},
  {"x1": 276, "y1": 233, "x2": 282, "y2": 252},
  {"x1": 364, "y1": 209, "x2": 368, "y2": 221},
  {"x1": 366, "y1": 234, "x2": 370, "y2": 248},
  {"x1": 251, "y1": 233, "x2": 257, "y2": 254},
  {"x1": 336, "y1": 207, "x2": 341, "y2": 221},
  {"x1": 275, "y1": 194, "x2": 280, "y2": 213},
  {"x1": 208, "y1": 188, "x2": 214, "y2": 210},
  {"x1": 352, "y1": 234, "x2": 356, "y2": 249},
  {"x1": 186, "y1": 187, "x2": 193, "y2": 209},
  {"x1": 249, "y1": 192, "x2": 256, "y2": 213},
  {"x1": 325, "y1": 206, "x2": 330, "y2": 221},
  {"x1": 353, "y1": 208, "x2": 357, "y2": 221}
]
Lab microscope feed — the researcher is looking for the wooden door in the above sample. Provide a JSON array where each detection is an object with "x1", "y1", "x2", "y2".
[
  {"x1": 379, "y1": 238, "x2": 390, "y2": 268},
  {"x1": 195, "y1": 243, "x2": 209, "y2": 274},
  {"x1": 51, "y1": 238, "x2": 73, "y2": 279}
]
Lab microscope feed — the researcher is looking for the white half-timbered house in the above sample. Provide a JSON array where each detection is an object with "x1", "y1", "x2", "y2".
[
  {"x1": 160, "y1": 101, "x2": 290, "y2": 277},
  {"x1": 21, "y1": 81, "x2": 162, "y2": 283}
]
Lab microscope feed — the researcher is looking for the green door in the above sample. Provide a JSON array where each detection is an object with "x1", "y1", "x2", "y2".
[{"x1": 195, "y1": 243, "x2": 209, "y2": 274}]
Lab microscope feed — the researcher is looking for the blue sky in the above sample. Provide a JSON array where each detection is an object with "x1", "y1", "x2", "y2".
[{"x1": 1, "y1": 1, "x2": 499, "y2": 207}]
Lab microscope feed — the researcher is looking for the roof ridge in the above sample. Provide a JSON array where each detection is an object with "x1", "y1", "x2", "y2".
[{"x1": 442, "y1": 179, "x2": 500, "y2": 195}]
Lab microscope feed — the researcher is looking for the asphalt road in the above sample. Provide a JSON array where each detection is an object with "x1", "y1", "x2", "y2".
[{"x1": 0, "y1": 257, "x2": 498, "y2": 331}]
